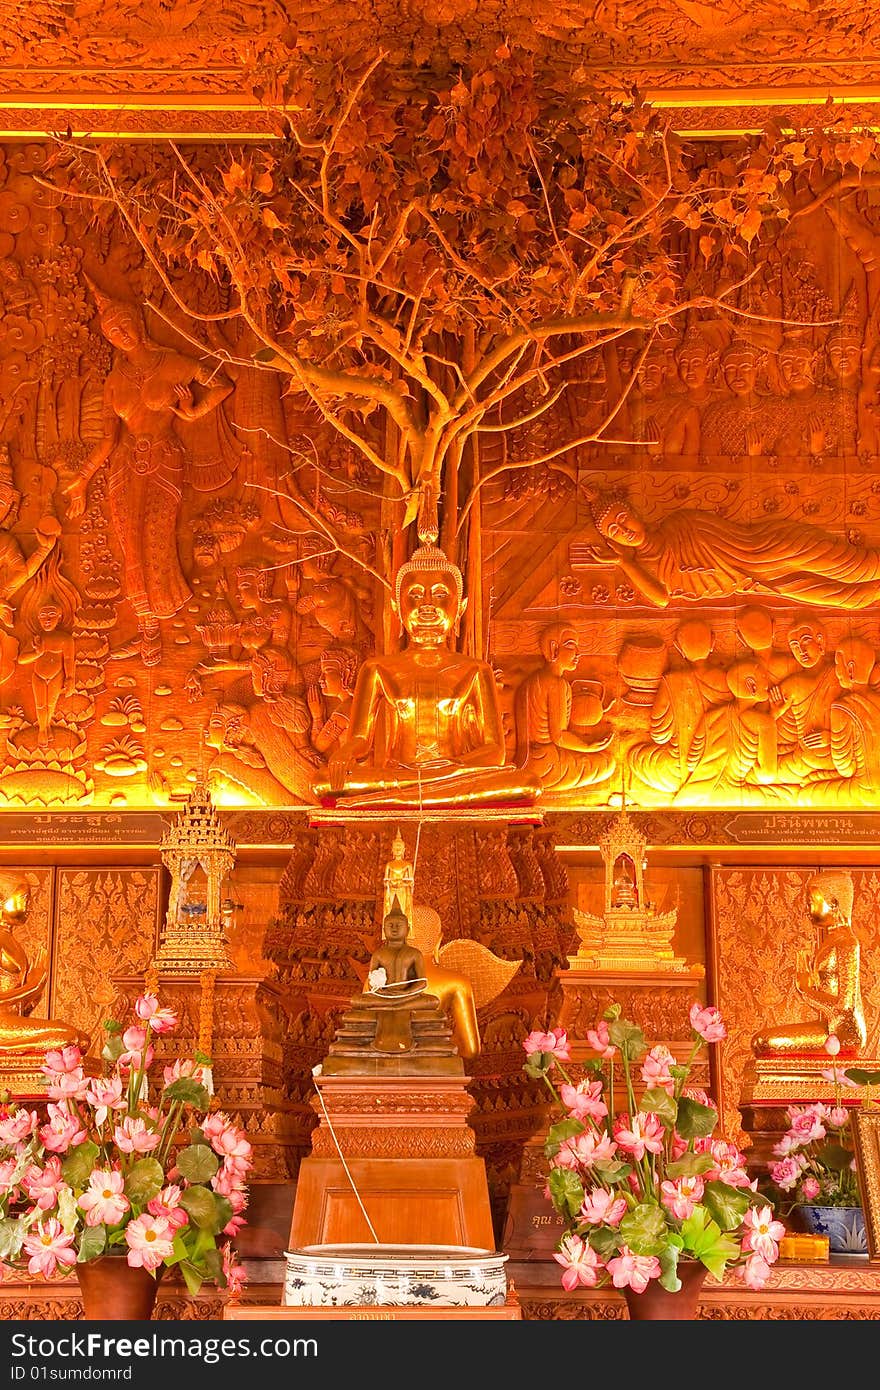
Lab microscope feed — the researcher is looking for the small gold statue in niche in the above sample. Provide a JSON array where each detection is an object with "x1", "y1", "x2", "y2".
[
  {"x1": 0, "y1": 882, "x2": 88, "y2": 1059},
  {"x1": 751, "y1": 869, "x2": 867, "y2": 1056}
]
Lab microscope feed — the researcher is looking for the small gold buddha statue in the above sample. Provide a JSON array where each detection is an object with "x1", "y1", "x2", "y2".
[
  {"x1": 409, "y1": 904, "x2": 482, "y2": 1060},
  {"x1": 314, "y1": 544, "x2": 536, "y2": 807},
  {"x1": 751, "y1": 869, "x2": 867, "y2": 1056},
  {"x1": 382, "y1": 827, "x2": 415, "y2": 927},
  {"x1": 0, "y1": 884, "x2": 88, "y2": 1056},
  {"x1": 611, "y1": 857, "x2": 638, "y2": 910}
]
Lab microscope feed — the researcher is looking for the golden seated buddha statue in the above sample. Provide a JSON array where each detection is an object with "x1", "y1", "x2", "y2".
[
  {"x1": 751, "y1": 869, "x2": 867, "y2": 1056},
  {"x1": 0, "y1": 884, "x2": 89, "y2": 1063},
  {"x1": 313, "y1": 544, "x2": 536, "y2": 808}
]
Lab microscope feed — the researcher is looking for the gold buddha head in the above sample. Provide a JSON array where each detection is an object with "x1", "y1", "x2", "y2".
[
  {"x1": 806, "y1": 869, "x2": 854, "y2": 929},
  {"x1": 592, "y1": 493, "x2": 645, "y2": 549},
  {"x1": 392, "y1": 544, "x2": 466, "y2": 646}
]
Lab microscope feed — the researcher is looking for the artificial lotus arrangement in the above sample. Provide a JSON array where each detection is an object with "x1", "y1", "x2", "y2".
[
  {"x1": 0, "y1": 994, "x2": 248, "y2": 1294},
  {"x1": 523, "y1": 1002, "x2": 783, "y2": 1295}
]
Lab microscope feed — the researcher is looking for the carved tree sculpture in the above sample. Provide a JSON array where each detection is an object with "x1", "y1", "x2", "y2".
[{"x1": 47, "y1": 50, "x2": 880, "y2": 658}]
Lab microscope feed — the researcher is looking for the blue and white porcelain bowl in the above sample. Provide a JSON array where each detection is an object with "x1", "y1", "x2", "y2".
[
  {"x1": 284, "y1": 1243, "x2": 509, "y2": 1308},
  {"x1": 796, "y1": 1204, "x2": 868, "y2": 1254}
]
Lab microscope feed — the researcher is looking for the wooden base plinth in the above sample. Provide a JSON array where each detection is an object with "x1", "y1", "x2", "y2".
[
  {"x1": 224, "y1": 1293, "x2": 522, "y2": 1320},
  {"x1": 289, "y1": 1075, "x2": 495, "y2": 1250}
]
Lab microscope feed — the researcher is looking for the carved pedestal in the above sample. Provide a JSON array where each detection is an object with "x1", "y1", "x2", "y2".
[
  {"x1": 112, "y1": 972, "x2": 299, "y2": 1180},
  {"x1": 269, "y1": 812, "x2": 573, "y2": 1229},
  {"x1": 289, "y1": 1075, "x2": 496, "y2": 1250}
]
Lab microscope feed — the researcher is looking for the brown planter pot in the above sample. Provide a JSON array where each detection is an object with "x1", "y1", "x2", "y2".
[
  {"x1": 76, "y1": 1257, "x2": 163, "y2": 1321},
  {"x1": 622, "y1": 1261, "x2": 707, "y2": 1320}
]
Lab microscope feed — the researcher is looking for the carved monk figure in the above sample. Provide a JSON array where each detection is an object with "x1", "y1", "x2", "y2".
[
  {"x1": 316, "y1": 544, "x2": 534, "y2": 806},
  {"x1": 514, "y1": 622, "x2": 614, "y2": 799},
  {"x1": 674, "y1": 659, "x2": 791, "y2": 804},
  {"x1": 752, "y1": 869, "x2": 866, "y2": 1055},
  {"x1": 586, "y1": 492, "x2": 880, "y2": 610},
  {"x1": 805, "y1": 637, "x2": 880, "y2": 803},
  {"x1": 776, "y1": 616, "x2": 839, "y2": 779},
  {"x1": 0, "y1": 884, "x2": 88, "y2": 1055},
  {"x1": 64, "y1": 285, "x2": 233, "y2": 665},
  {"x1": 628, "y1": 618, "x2": 728, "y2": 795}
]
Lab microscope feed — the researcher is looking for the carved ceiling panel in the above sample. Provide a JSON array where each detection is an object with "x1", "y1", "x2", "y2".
[{"x1": 1, "y1": 1, "x2": 880, "y2": 131}]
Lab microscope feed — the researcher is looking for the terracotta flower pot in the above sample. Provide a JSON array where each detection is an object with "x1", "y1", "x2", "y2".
[
  {"x1": 76, "y1": 1256, "x2": 163, "y2": 1321},
  {"x1": 622, "y1": 1261, "x2": 707, "y2": 1320}
]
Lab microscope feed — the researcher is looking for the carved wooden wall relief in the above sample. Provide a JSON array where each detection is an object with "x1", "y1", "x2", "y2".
[{"x1": 2, "y1": 140, "x2": 880, "y2": 813}]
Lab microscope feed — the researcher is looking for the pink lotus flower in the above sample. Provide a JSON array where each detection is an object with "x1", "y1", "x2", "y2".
[
  {"x1": 768, "y1": 1154, "x2": 807, "y2": 1192},
  {"x1": 79, "y1": 1169, "x2": 129, "y2": 1228},
  {"x1": 824, "y1": 1034, "x2": 841, "y2": 1056},
  {"x1": 579, "y1": 1187, "x2": 627, "y2": 1226},
  {"x1": 607, "y1": 1246, "x2": 662, "y2": 1293},
  {"x1": 23, "y1": 1219, "x2": 77, "y2": 1277},
  {"x1": 0, "y1": 1156, "x2": 19, "y2": 1194},
  {"x1": 119, "y1": 1025, "x2": 154, "y2": 1071},
  {"x1": 135, "y1": 994, "x2": 178, "y2": 1035},
  {"x1": 787, "y1": 1108, "x2": 826, "y2": 1146},
  {"x1": 221, "y1": 1242, "x2": 247, "y2": 1296},
  {"x1": 46, "y1": 1068, "x2": 90, "y2": 1103},
  {"x1": 740, "y1": 1252, "x2": 773, "y2": 1290},
  {"x1": 689, "y1": 1002, "x2": 726, "y2": 1043},
  {"x1": 801, "y1": 1177, "x2": 821, "y2": 1201},
  {"x1": 148, "y1": 1185, "x2": 188, "y2": 1231},
  {"x1": 772, "y1": 1134, "x2": 797, "y2": 1157},
  {"x1": 661, "y1": 1174, "x2": 705, "y2": 1221},
  {"x1": 641, "y1": 1045, "x2": 676, "y2": 1093},
  {"x1": 22, "y1": 1157, "x2": 66, "y2": 1212},
  {"x1": 742, "y1": 1204, "x2": 785, "y2": 1261},
  {"x1": 39, "y1": 1103, "x2": 86, "y2": 1154},
  {"x1": 827, "y1": 1107, "x2": 850, "y2": 1129},
  {"x1": 613, "y1": 1111, "x2": 665, "y2": 1162},
  {"x1": 0, "y1": 1109, "x2": 37, "y2": 1145},
  {"x1": 222, "y1": 1187, "x2": 248, "y2": 1236},
  {"x1": 212, "y1": 1165, "x2": 248, "y2": 1198},
  {"x1": 163, "y1": 1059, "x2": 204, "y2": 1087},
  {"x1": 585, "y1": 1019, "x2": 616, "y2": 1059},
  {"x1": 201, "y1": 1113, "x2": 252, "y2": 1168},
  {"x1": 523, "y1": 1028, "x2": 570, "y2": 1063},
  {"x1": 560, "y1": 1079, "x2": 607, "y2": 1124},
  {"x1": 705, "y1": 1138, "x2": 750, "y2": 1187},
  {"x1": 85, "y1": 1076, "x2": 126, "y2": 1126},
  {"x1": 821, "y1": 1067, "x2": 858, "y2": 1088},
  {"x1": 556, "y1": 1129, "x2": 618, "y2": 1170},
  {"x1": 125, "y1": 1214, "x2": 174, "y2": 1271},
  {"x1": 113, "y1": 1117, "x2": 160, "y2": 1154},
  {"x1": 42, "y1": 1045, "x2": 83, "y2": 1077},
  {"x1": 553, "y1": 1233, "x2": 603, "y2": 1291}
]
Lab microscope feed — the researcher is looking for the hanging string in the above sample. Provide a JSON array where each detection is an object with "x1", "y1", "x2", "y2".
[{"x1": 312, "y1": 1070, "x2": 381, "y2": 1244}]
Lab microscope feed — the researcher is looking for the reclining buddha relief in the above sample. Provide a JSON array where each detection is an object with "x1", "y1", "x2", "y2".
[{"x1": 1, "y1": 140, "x2": 880, "y2": 809}]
